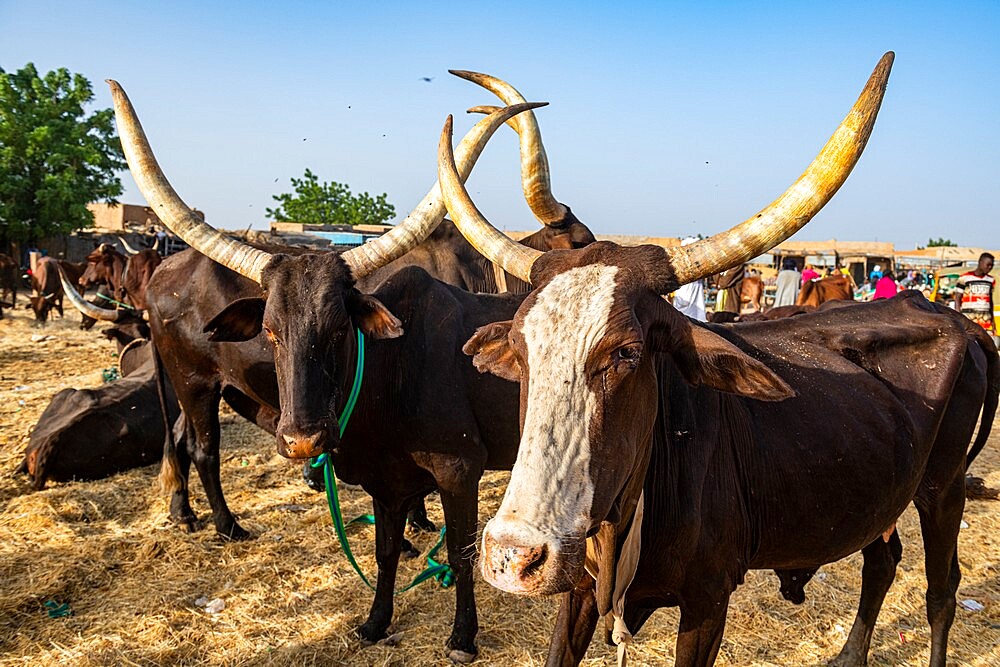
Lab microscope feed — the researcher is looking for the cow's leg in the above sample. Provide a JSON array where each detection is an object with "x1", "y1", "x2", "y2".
[
  {"x1": 406, "y1": 495, "x2": 437, "y2": 533},
  {"x1": 436, "y1": 473, "x2": 481, "y2": 661},
  {"x1": 545, "y1": 575, "x2": 599, "y2": 667},
  {"x1": 165, "y1": 417, "x2": 198, "y2": 531},
  {"x1": 674, "y1": 592, "x2": 732, "y2": 667},
  {"x1": 357, "y1": 498, "x2": 407, "y2": 643},
  {"x1": 915, "y1": 476, "x2": 965, "y2": 667},
  {"x1": 177, "y1": 381, "x2": 249, "y2": 540},
  {"x1": 829, "y1": 530, "x2": 903, "y2": 666}
]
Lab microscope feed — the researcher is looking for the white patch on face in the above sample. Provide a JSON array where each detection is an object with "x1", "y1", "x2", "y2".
[{"x1": 491, "y1": 264, "x2": 619, "y2": 542}]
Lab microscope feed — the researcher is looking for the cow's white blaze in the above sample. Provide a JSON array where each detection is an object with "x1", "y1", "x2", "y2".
[{"x1": 487, "y1": 263, "x2": 619, "y2": 546}]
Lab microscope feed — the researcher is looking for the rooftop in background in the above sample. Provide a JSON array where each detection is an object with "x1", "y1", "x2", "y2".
[{"x1": 87, "y1": 202, "x2": 205, "y2": 233}]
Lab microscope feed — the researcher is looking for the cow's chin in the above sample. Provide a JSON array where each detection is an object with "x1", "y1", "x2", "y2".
[{"x1": 480, "y1": 530, "x2": 586, "y2": 596}]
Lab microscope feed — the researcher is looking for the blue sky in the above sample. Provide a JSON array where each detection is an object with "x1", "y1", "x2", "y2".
[{"x1": 2, "y1": 1, "x2": 997, "y2": 249}]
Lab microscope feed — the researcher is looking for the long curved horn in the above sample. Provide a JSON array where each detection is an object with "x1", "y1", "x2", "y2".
[
  {"x1": 339, "y1": 101, "x2": 549, "y2": 278},
  {"x1": 666, "y1": 52, "x2": 894, "y2": 287},
  {"x1": 438, "y1": 116, "x2": 542, "y2": 284},
  {"x1": 118, "y1": 236, "x2": 140, "y2": 255},
  {"x1": 109, "y1": 81, "x2": 274, "y2": 284},
  {"x1": 450, "y1": 70, "x2": 568, "y2": 225},
  {"x1": 111, "y1": 79, "x2": 545, "y2": 283},
  {"x1": 58, "y1": 265, "x2": 123, "y2": 322},
  {"x1": 152, "y1": 236, "x2": 160, "y2": 251}
]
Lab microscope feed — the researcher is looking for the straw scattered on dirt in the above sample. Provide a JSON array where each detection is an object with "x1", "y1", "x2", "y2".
[{"x1": 1, "y1": 308, "x2": 999, "y2": 665}]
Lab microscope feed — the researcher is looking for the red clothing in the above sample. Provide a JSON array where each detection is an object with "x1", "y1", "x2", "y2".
[
  {"x1": 801, "y1": 268, "x2": 820, "y2": 284},
  {"x1": 873, "y1": 276, "x2": 898, "y2": 300},
  {"x1": 955, "y1": 271, "x2": 996, "y2": 333}
]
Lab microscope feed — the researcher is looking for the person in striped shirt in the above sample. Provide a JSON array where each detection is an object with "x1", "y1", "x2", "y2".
[{"x1": 954, "y1": 252, "x2": 996, "y2": 337}]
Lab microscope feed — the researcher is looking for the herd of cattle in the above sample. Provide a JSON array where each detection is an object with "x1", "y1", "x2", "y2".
[{"x1": 4, "y1": 52, "x2": 999, "y2": 667}]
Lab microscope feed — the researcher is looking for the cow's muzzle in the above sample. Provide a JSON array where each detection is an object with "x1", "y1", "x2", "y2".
[
  {"x1": 480, "y1": 521, "x2": 583, "y2": 596},
  {"x1": 278, "y1": 431, "x2": 327, "y2": 459}
]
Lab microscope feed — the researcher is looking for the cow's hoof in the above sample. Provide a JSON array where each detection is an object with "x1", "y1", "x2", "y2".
[
  {"x1": 827, "y1": 650, "x2": 865, "y2": 667},
  {"x1": 407, "y1": 516, "x2": 438, "y2": 534},
  {"x1": 401, "y1": 539, "x2": 420, "y2": 560},
  {"x1": 378, "y1": 631, "x2": 404, "y2": 647},
  {"x1": 448, "y1": 649, "x2": 477, "y2": 664},
  {"x1": 302, "y1": 462, "x2": 325, "y2": 492},
  {"x1": 446, "y1": 634, "x2": 477, "y2": 663},
  {"x1": 219, "y1": 523, "x2": 252, "y2": 541},
  {"x1": 172, "y1": 514, "x2": 200, "y2": 533},
  {"x1": 357, "y1": 622, "x2": 388, "y2": 645}
]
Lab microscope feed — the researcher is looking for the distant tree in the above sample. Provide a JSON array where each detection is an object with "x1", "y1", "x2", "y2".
[
  {"x1": 927, "y1": 238, "x2": 957, "y2": 248},
  {"x1": 0, "y1": 63, "x2": 125, "y2": 248},
  {"x1": 266, "y1": 169, "x2": 395, "y2": 226}
]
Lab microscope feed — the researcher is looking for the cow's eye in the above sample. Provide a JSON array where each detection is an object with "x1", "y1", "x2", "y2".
[{"x1": 613, "y1": 344, "x2": 642, "y2": 367}]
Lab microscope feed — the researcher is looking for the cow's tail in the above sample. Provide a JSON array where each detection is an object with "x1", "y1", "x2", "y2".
[
  {"x1": 152, "y1": 335, "x2": 184, "y2": 494},
  {"x1": 967, "y1": 329, "x2": 1000, "y2": 470}
]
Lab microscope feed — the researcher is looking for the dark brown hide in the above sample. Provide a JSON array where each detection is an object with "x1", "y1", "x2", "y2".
[
  {"x1": 19, "y1": 341, "x2": 180, "y2": 490},
  {"x1": 148, "y1": 247, "x2": 524, "y2": 656},
  {"x1": 121, "y1": 248, "x2": 162, "y2": 310},
  {"x1": 468, "y1": 242, "x2": 998, "y2": 667}
]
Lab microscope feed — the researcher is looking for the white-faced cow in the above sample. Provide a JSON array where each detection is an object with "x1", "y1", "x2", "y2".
[{"x1": 439, "y1": 53, "x2": 1000, "y2": 667}]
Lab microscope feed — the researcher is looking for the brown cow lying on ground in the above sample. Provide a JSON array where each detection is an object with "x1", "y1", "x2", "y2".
[{"x1": 18, "y1": 335, "x2": 182, "y2": 490}]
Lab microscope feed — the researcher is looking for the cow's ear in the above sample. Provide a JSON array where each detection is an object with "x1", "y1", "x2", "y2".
[
  {"x1": 203, "y1": 298, "x2": 265, "y2": 342},
  {"x1": 675, "y1": 326, "x2": 794, "y2": 401},
  {"x1": 346, "y1": 293, "x2": 403, "y2": 339},
  {"x1": 463, "y1": 321, "x2": 521, "y2": 382}
]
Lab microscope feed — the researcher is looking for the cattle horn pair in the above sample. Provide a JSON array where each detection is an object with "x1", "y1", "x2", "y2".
[
  {"x1": 58, "y1": 265, "x2": 125, "y2": 322},
  {"x1": 108, "y1": 79, "x2": 546, "y2": 285},
  {"x1": 450, "y1": 70, "x2": 569, "y2": 226},
  {"x1": 440, "y1": 52, "x2": 894, "y2": 288}
]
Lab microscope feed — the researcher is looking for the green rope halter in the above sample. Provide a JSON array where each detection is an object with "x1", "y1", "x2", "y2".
[{"x1": 310, "y1": 328, "x2": 454, "y2": 593}]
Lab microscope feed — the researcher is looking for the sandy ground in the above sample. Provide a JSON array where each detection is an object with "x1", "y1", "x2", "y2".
[{"x1": 1, "y1": 307, "x2": 998, "y2": 666}]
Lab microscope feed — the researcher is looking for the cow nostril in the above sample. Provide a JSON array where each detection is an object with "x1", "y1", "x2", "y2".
[{"x1": 515, "y1": 545, "x2": 548, "y2": 581}]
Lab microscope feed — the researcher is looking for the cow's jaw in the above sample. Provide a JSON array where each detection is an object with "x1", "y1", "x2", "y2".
[{"x1": 481, "y1": 264, "x2": 618, "y2": 595}]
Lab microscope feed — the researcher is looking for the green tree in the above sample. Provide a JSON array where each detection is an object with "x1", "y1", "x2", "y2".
[
  {"x1": 927, "y1": 238, "x2": 957, "y2": 247},
  {"x1": 266, "y1": 169, "x2": 395, "y2": 226},
  {"x1": 0, "y1": 63, "x2": 125, "y2": 247}
]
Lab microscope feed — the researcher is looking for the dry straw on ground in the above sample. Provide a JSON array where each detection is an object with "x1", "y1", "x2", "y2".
[{"x1": 1, "y1": 309, "x2": 998, "y2": 665}]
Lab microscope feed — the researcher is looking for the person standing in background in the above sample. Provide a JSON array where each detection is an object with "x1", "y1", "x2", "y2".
[
  {"x1": 955, "y1": 253, "x2": 996, "y2": 340},
  {"x1": 773, "y1": 258, "x2": 802, "y2": 307},
  {"x1": 672, "y1": 237, "x2": 707, "y2": 321},
  {"x1": 801, "y1": 264, "x2": 820, "y2": 284},
  {"x1": 874, "y1": 269, "x2": 899, "y2": 300}
]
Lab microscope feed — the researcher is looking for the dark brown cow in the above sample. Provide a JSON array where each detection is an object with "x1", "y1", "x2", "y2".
[
  {"x1": 79, "y1": 244, "x2": 127, "y2": 301},
  {"x1": 439, "y1": 53, "x2": 995, "y2": 667},
  {"x1": 797, "y1": 273, "x2": 854, "y2": 307},
  {"x1": 1, "y1": 252, "x2": 18, "y2": 316},
  {"x1": 18, "y1": 338, "x2": 180, "y2": 490},
  {"x1": 26, "y1": 257, "x2": 64, "y2": 323},
  {"x1": 111, "y1": 85, "x2": 550, "y2": 660},
  {"x1": 121, "y1": 248, "x2": 162, "y2": 310}
]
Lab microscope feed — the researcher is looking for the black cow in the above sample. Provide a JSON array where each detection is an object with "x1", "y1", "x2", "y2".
[
  {"x1": 111, "y1": 83, "x2": 550, "y2": 661},
  {"x1": 441, "y1": 53, "x2": 1000, "y2": 667}
]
